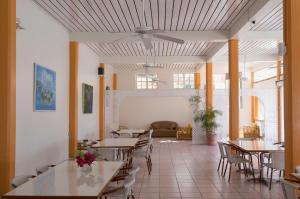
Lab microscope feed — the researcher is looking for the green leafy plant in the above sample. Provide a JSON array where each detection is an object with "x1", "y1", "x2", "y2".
[
  {"x1": 194, "y1": 106, "x2": 222, "y2": 135},
  {"x1": 189, "y1": 91, "x2": 202, "y2": 113}
]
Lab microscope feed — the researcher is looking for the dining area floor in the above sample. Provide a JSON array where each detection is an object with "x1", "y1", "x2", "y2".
[{"x1": 132, "y1": 138, "x2": 284, "y2": 199}]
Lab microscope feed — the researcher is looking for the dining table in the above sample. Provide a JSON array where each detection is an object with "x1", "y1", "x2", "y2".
[
  {"x1": 91, "y1": 138, "x2": 139, "y2": 149},
  {"x1": 3, "y1": 160, "x2": 124, "y2": 199},
  {"x1": 117, "y1": 129, "x2": 145, "y2": 138},
  {"x1": 228, "y1": 139, "x2": 284, "y2": 184}
]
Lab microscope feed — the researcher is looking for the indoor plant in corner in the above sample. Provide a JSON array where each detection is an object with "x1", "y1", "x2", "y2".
[{"x1": 194, "y1": 106, "x2": 222, "y2": 145}]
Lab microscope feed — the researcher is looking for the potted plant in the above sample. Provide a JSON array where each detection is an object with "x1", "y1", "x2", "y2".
[{"x1": 194, "y1": 106, "x2": 222, "y2": 145}]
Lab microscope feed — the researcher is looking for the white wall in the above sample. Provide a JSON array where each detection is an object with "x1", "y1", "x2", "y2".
[
  {"x1": 16, "y1": 0, "x2": 69, "y2": 175},
  {"x1": 119, "y1": 96, "x2": 193, "y2": 129},
  {"x1": 78, "y1": 44, "x2": 99, "y2": 140}
]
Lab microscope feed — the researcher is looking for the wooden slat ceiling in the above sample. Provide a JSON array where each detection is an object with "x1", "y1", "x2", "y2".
[
  {"x1": 112, "y1": 63, "x2": 198, "y2": 72},
  {"x1": 34, "y1": 0, "x2": 256, "y2": 32},
  {"x1": 86, "y1": 40, "x2": 225, "y2": 57},
  {"x1": 250, "y1": 1, "x2": 282, "y2": 31}
]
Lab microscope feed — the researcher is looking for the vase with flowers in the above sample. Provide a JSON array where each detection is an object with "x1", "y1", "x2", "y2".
[{"x1": 76, "y1": 150, "x2": 96, "y2": 173}]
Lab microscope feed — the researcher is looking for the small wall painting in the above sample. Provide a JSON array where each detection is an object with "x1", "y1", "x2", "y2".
[
  {"x1": 82, "y1": 83, "x2": 93, "y2": 114},
  {"x1": 34, "y1": 63, "x2": 56, "y2": 111}
]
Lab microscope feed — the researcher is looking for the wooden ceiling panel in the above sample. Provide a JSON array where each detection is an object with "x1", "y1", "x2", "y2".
[
  {"x1": 250, "y1": 1, "x2": 283, "y2": 31},
  {"x1": 34, "y1": 0, "x2": 258, "y2": 32}
]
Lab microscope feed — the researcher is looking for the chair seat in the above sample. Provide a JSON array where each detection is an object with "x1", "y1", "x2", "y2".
[{"x1": 229, "y1": 156, "x2": 252, "y2": 164}]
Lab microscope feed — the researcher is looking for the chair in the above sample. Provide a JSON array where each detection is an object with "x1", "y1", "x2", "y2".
[
  {"x1": 101, "y1": 167, "x2": 140, "y2": 199},
  {"x1": 281, "y1": 180, "x2": 300, "y2": 199},
  {"x1": 223, "y1": 144, "x2": 254, "y2": 182},
  {"x1": 133, "y1": 139, "x2": 152, "y2": 175},
  {"x1": 262, "y1": 151, "x2": 285, "y2": 190},
  {"x1": 87, "y1": 147, "x2": 115, "y2": 161},
  {"x1": 11, "y1": 175, "x2": 35, "y2": 188},
  {"x1": 217, "y1": 142, "x2": 227, "y2": 175},
  {"x1": 36, "y1": 164, "x2": 55, "y2": 175},
  {"x1": 295, "y1": 165, "x2": 300, "y2": 173},
  {"x1": 110, "y1": 131, "x2": 120, "y2": 138}
]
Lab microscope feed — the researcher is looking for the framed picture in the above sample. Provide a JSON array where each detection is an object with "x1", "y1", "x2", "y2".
[
  {"x1": 82, "y1": 83, "x2": 93, "y2": 114},
  {"x1": 34, "y1": 63, "x2": 56, "y2": 111}
]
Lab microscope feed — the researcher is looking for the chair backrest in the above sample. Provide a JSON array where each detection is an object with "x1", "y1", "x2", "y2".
[
  {"x1": 11, "y1": 175, "x2": 34, "y2": 189},
  {"x1": 110, "y1": 131, "x2": 120, "y2": 138},
  {"x1": 281, "y1": 180, "x2": 300, "y2": 199},
  {"x1": 36, "y1": 165, "x2": 50, "y2": 175},
  {"x1": 270, "y1": 151, "x2": 285, "y2": 170},
  {"x1": 295, "y1": 165, "x2": 300, "y2": 173},
  {"x1": 217, "y1": 142, "x2": 226, "y2": 158},
  {"x1": 223, "y1": 144, "x2": 241, "y2": 163},
  {"x1": 149, "y1": 129, "x2": 153, "y2": 140},
  {"x1": 88, "y1": 147, "x2": 115, "y2": 161}
]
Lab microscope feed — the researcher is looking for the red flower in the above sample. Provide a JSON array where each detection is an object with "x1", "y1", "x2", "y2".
[{"x1": 76, "y1": 151, "x2": 95, "y2": 167}]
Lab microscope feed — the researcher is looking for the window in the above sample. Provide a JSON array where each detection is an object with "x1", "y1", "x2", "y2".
[
  {"x1": 173, "y1": 73, "x2": 194, "y2": 89},
  {"x1": 136, "y1": 74, "x2": 158, "y2": 89},
  {"x1": 213, "y1": 74, "x2": 226, "y2": 89},
  {"x1": 254, "y1": 65, "x2": 283, "y2": 83}
]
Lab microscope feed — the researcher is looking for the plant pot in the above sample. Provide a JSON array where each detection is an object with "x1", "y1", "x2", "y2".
[{"x1": 206, "y1": 134, "x2": 217, "y2": 145}]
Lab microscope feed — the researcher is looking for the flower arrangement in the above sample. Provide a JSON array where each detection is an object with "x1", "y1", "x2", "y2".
[{"x1": 76, "y1": 150, "x2": 96, "y2": 168}]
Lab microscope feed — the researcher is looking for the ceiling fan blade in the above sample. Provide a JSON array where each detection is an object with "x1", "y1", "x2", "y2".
[
  {"x1": 142, "y1": 37, "x2": 153, "y2": 50},
  {"x1": 152, "y1": 34, "x2": 184, "y2": 44},
  {"x1": 145, "y1": 29, "x2": 164, "y2": 34},
  {"x1": 109, "y1": 34, "x2": 139, "y2": 44}
]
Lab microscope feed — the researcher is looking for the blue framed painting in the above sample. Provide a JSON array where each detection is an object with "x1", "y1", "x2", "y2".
[{"x1": 34, "y1": 63, "x2": 56, "y2": 111}]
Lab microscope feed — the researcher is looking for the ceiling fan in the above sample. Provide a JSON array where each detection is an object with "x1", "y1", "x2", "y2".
[{"x1": 111, "y1": 0, "x2": 184, "y2": 50}]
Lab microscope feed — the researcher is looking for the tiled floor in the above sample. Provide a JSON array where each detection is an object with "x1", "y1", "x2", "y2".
[{"x1": 132, "y1": 138, "x2": 284, "y2": 199}]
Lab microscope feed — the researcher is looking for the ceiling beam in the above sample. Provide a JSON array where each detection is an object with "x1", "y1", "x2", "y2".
[
  {"x1": 213, "y1": 54, "x2": 278, "y2": 63},
  {"x1": 239, "y1": 31, "x2": 283, "y2": 41},
  {"x1": 99, "y1": 56, "x2": 206, "y2": 64},
  {"x1": 70, "y1": 31, "x2": 229, "y2": 43}
]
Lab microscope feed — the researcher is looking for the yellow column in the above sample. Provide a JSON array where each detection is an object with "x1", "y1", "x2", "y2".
[
  {"x1": 99, "y1": 63, "x2": 105, "y2": 140},
  {"x1": 69, "y1": 42, "x2": 78, "y2": 158},
  {"x1": 228, "y1": 40, "x2": 240, "y2": 140},
  {"x1": 112, "y1": 73, "x2": 117, "y2": 90},
  {"x1": 283, "y1": 0, "x2": 300, "y2": 176},
  {"x1": 206, "y1": 63, "x2": 213, "y2": 108},
  {"x1": 194, "y1": 68, "x2": 201, "y2": 89},
  {"x1": 276, "y1": 60, "x2": 281, "y2": 143},
  {"x1": 0, "y1": 0, "x2": 16, "y2": 195},
  {"x1": 250, "y1": 71, "x2": 255, "y2": 122}
]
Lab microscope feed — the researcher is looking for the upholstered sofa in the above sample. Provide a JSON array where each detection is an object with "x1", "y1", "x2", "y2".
[{"x1": 150, "y1": 121, "x2": 178, "y2": 137}]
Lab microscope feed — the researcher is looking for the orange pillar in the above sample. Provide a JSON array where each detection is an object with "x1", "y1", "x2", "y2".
[
  {"x1": 283, "y1": 0, "x2": 300, "y2": 176},
  {"x1": 194, "y1": 68, "x2": 201, "y2": 89},
  {"x1": 276, "y1": 60, "x2": 281, "y2": 143},
  {"x1": 250, "y1": 71, "x2": 255, "y2": 122},
  {"x1": 228, "y1": 40, "x2": 240, "y2": 140},
  {"x1": 206, "y1": 63, "x2": 213, "y2": 108},
  {"x1": 0, "y1": 0, "x2": 16, "y2": 195},
  {"x1": 69, "y1": 42, "x2": 78, "y2": 158},
  {"x1": 112, "y1": 73, "x2": 117, "y2": 90},
  {"x1": 99, "y1": 63, "x2": 105, "y2": 140}
]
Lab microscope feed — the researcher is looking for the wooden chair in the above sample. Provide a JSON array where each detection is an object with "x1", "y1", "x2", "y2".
[
  {"x1": 100, "y1": 167, "x2": 140, "y2": 199},
  {"x1": 217, "y1": 142, "x2": 227, "y2": 176}
]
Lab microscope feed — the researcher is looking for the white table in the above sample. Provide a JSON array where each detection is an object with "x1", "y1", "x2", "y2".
[
  {"x1": 91, "y1": 138, "x2": 139, "y2": 149},
  {"x1": 117, "y1": 129, "x2": 145, "y2": 137},
  {"x1": 3, "y1": 160, "x2": 124, "y2": 199}
]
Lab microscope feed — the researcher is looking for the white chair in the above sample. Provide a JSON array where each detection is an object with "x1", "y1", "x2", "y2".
[
  {"x1": 11, "y1": 175, "x2": 35, "y2": 188},
  {"x1": 262, "y1": 151, "x2": 285, "y2": 190},
  {"x1": 223, "y1": 144, "x2": 254, "y2": 182},
  {"x1": 36, "y1": 164, "x2": 55, "y2": 175},
  {"x1": 217, "y1": 142, "x2": 227, "y2": 175},
  {"x1": 281, "y1": 180, "x2": 300, "y2": 199},
  {"x1": 133, "y1": 140, "x2": 152, "y2": 175},
  {"x1": 101, "y1": 167, "x2": 140, "y2": 199},
  {"x1": 87, "y1": 147, "x2": 115, "y2": 161}
]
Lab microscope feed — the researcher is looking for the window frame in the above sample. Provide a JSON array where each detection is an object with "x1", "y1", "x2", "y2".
[
  {"x1": 173, "y1": 73, "x2": 195, "y2": 89},
  {"x1": 136, "y1": 73, "x2": 158, "y2": 90}
]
